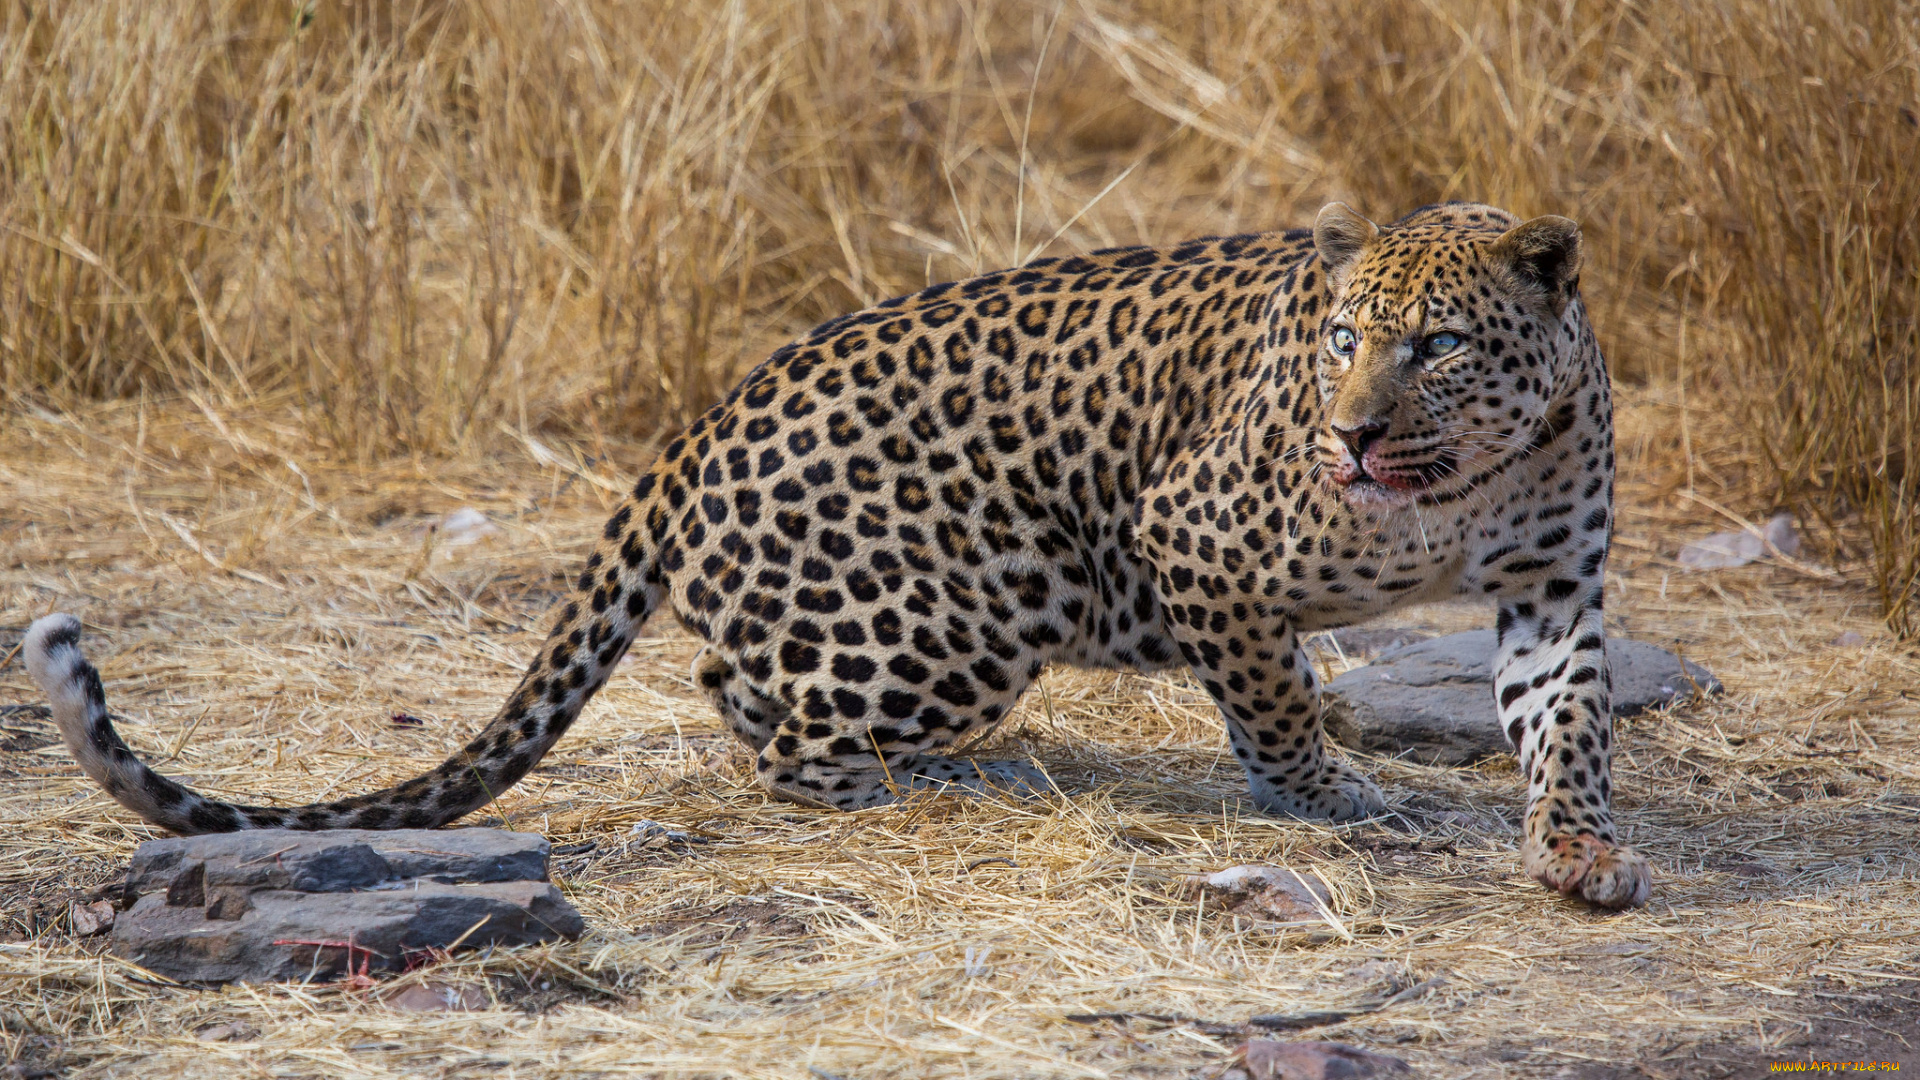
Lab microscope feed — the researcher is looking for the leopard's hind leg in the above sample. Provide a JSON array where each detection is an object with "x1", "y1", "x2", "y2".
[
  {"x1": 692, "y1": 646, "x2": 784, "y2": 752},
  {"x1": 749, "y1": 659, "x2": 1056, "y2": 810}
]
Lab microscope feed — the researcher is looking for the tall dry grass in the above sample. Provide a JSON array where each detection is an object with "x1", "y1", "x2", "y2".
[{"x1": 1, "y1": 0, "x2": 1914, "y2": 631}]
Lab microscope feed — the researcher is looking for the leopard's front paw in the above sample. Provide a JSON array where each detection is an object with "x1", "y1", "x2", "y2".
[
  {"x1": 1523, "y1": 832, "x2": 1652, "y2": 908},
  {"x1": 1253, "y1": 760, "x2": 1386, "y2": 823},
  {"x1": 904, "y1": 757, "x2": 1060, "y2": 800}
]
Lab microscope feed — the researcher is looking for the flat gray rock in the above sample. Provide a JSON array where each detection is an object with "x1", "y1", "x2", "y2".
[
  {"x1": 110, "y1": 828, "x2": 582, "y2": 983},
  {"x1": 124, "y1": 828, "x2": 552, "y2": 896},
  {"x1": 115, "y1": 881, "x2": 583, "y2": 984},
  {"x1": 1323, "y1": 630, "x2": 1718, "y2": 765}
]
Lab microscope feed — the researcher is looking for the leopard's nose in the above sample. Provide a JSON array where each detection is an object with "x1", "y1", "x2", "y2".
[{"x1": 1331, "y1": 418, "x2": 1389, "y2": 458}]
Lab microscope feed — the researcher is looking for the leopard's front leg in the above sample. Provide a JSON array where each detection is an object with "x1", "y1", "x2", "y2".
[
  {"x1": 1167, "y1": 611, "x2": 1385, "y2": 822},
  {"x1": 1495, "y1": 575, "x2": 1651, "y2": 908}
]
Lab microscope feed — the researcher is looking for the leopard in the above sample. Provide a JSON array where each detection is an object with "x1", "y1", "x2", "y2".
[{"x1": 23, "y1": 200, "x2": 1651, "y2": 908}]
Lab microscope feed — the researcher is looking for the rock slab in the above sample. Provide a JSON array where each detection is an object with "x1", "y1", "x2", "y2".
[
  {"x1": 1323, "y1": 630, "x2": 1718, "y2": 766},
  {"x1": 110, "y1": 829, "x2": 583, "y2": 983}
]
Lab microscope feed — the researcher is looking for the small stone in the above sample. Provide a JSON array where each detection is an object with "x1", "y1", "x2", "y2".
[
  {"x1": 1677, "y1": 512, "x2": 1799, "y2": 570},
  {"x1": 382, "y1": 981, "x2": 489, "y2": 1012},
  {"x1": 1831, "y1": 631, "x2": 1865, "y2": 647},
  {"x1": 69, "y1": 900, "x2": 115, "y2": 937},
  {"x1": 193, "y1": 1021, "x2": 258, "y2": 1042},
  {"x1": 432, "y1": 508, "x2": 501, "y2": 546},
  {"x1": 1323, "y1": 630, "x2": 1719, "y2": 765},
  {"x1": 629, "y1": 820, "x2": 689, "y2": 847},
  {"x1": 1184, "y1": 865, "x2": 1332, "y2": 923},
  {"x1": 1239, "y1": 1039, "x2": 1414, "y2": 1079}
]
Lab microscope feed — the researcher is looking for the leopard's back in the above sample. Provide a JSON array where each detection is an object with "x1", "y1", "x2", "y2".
[{"x1": 643, "y1": 232, "x2": 1322, "y2": 743}]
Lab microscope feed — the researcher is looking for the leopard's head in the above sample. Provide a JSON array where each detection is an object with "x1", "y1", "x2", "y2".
[{"x1": 1308, "y1": 201, "x2": 1587, "y2": 510}]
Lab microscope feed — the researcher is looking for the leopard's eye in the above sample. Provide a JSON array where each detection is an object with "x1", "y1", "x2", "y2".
[
  {"x1": 1423, "y1": 331, "x2": 1463, "y2": 358},
  {"x1": 1328, "y1": 326, "x2": 1358, "y2": 356}
]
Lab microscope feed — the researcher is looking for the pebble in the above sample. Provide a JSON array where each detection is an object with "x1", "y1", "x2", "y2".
[
  {"x1": 1677, "y1": 512, "x2": 1799, "y2": 570},
  {"x1": 1184, "y1": 865, "x2": 1333, "y2": 924}
]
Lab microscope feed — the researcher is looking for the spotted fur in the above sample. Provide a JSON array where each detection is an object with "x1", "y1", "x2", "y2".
[{"x1": 23, "y1": 201, "x2": 1649, "y2": 908}]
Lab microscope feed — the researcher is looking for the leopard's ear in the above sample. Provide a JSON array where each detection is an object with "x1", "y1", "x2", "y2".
[
  {"x1": 1313, "y1": 202, "x2": 1378, "y2": 289},
  {"x1": 1489, "y1": 215, "x2": 1584, "y2": 316}
]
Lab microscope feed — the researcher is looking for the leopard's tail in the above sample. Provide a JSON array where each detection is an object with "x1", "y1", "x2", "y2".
[{"x1": 22, "y1": 475, "x2": 674, "y2": 834}]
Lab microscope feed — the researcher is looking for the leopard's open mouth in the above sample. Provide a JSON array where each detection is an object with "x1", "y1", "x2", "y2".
[
  {"x1": 1325, "y1": 448, "x2": 1455, "y2": 505},
  {"x1": 1335, "y1": 475, "x2": 1420, "y2": 508}
]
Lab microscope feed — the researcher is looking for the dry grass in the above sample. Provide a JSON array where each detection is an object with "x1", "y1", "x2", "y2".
[
  {"x1": 2, "y1": 395, "x2": 1917, "y2": 1078},
  {"x1": 0, "y1": 0, "x2": 1914, "y2": 629}
]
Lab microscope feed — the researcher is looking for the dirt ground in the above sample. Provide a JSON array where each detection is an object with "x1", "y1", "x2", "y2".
[{"x1": 2, "y1": 391, "x2": 1916, "y2": 1079}]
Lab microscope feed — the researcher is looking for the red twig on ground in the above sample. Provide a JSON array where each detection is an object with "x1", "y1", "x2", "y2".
[
  {"x1": 274, "y1": 936, "x2": 381, "y2": 991},
  {"x1": 401, "y1": 946, "x2": 452, "y2": 974}
]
